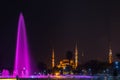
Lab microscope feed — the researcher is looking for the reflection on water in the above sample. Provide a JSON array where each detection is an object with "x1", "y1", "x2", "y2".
[
  {"x1": 0, "y1": 79, "x2": 16, "y2": 80},
  {"x1": 14, "y1": 77, "x2": 120, "y2": 80},
  {"x1": 0, "y1": 76, "x2": 120, "y2": 80}
]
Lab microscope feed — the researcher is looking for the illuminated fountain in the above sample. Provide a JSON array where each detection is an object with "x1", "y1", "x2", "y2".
[
  {"x1": 1, "y1": 69, "x2": 10, "y2": 77},
  {"x1": 13, "y1": 13, "x2": 31, "y2": 77}
]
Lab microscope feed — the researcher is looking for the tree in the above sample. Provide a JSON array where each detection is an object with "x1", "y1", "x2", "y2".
[
  {"x1": 38, "y1": 62, "x2": 47, "y2": 74},
  {"x1": 116, "y1": 53, "x2": 120, "y2": 59},
  {"x1": 83, "y1": 60, "x2": 109, "y2": 74},
  {"x1": 52, "y1": 66, "x2": 60, "y2": 75}
]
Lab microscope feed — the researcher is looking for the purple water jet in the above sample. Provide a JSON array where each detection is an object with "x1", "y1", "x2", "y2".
[{"x1": 13, "y1": 13, "x2": 31, "y2": 76}]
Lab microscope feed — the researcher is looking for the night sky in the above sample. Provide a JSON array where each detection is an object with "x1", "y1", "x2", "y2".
[{"x1": 0, "y1": 1, "x2": 120, "y2": 69}]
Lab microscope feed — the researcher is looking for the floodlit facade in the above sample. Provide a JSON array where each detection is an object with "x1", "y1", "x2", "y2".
[{"x1": 57, "y1": 59, "x2": 75, "y2": 69}]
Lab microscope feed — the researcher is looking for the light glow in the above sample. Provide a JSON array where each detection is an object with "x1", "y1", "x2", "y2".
[
  {"x1": 75, "y1": 43, "x2": 78, "y2": 68},
  {"x1": 14, "y1": 13, "x2": 31, "y2": 76}
]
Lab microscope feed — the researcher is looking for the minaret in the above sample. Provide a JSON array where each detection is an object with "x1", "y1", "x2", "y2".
[
  {"x1": 75, "y1": 44, "x2": 78, "y2": 68},
  {"x1": 52, "y1": 48, "x2": 55, "y2": 68},
  {"x1": 81, "y1": 51, "x2": 84, "y2": 64},
  {"x1": 109, "y1": 43, "x2": 113, "y2": 64}
]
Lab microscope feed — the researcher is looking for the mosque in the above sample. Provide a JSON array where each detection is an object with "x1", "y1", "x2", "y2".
[
  {"x1": 51, "y1": 44, "x2": 78, "y2": 74},
  {"x1": 51, "y1": 43, "x2": 113, "y2": 75}
]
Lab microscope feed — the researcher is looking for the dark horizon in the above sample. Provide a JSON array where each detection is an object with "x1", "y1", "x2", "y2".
[{"x1": 0, "y1": 1, "x2": 120, "y2": 69}]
